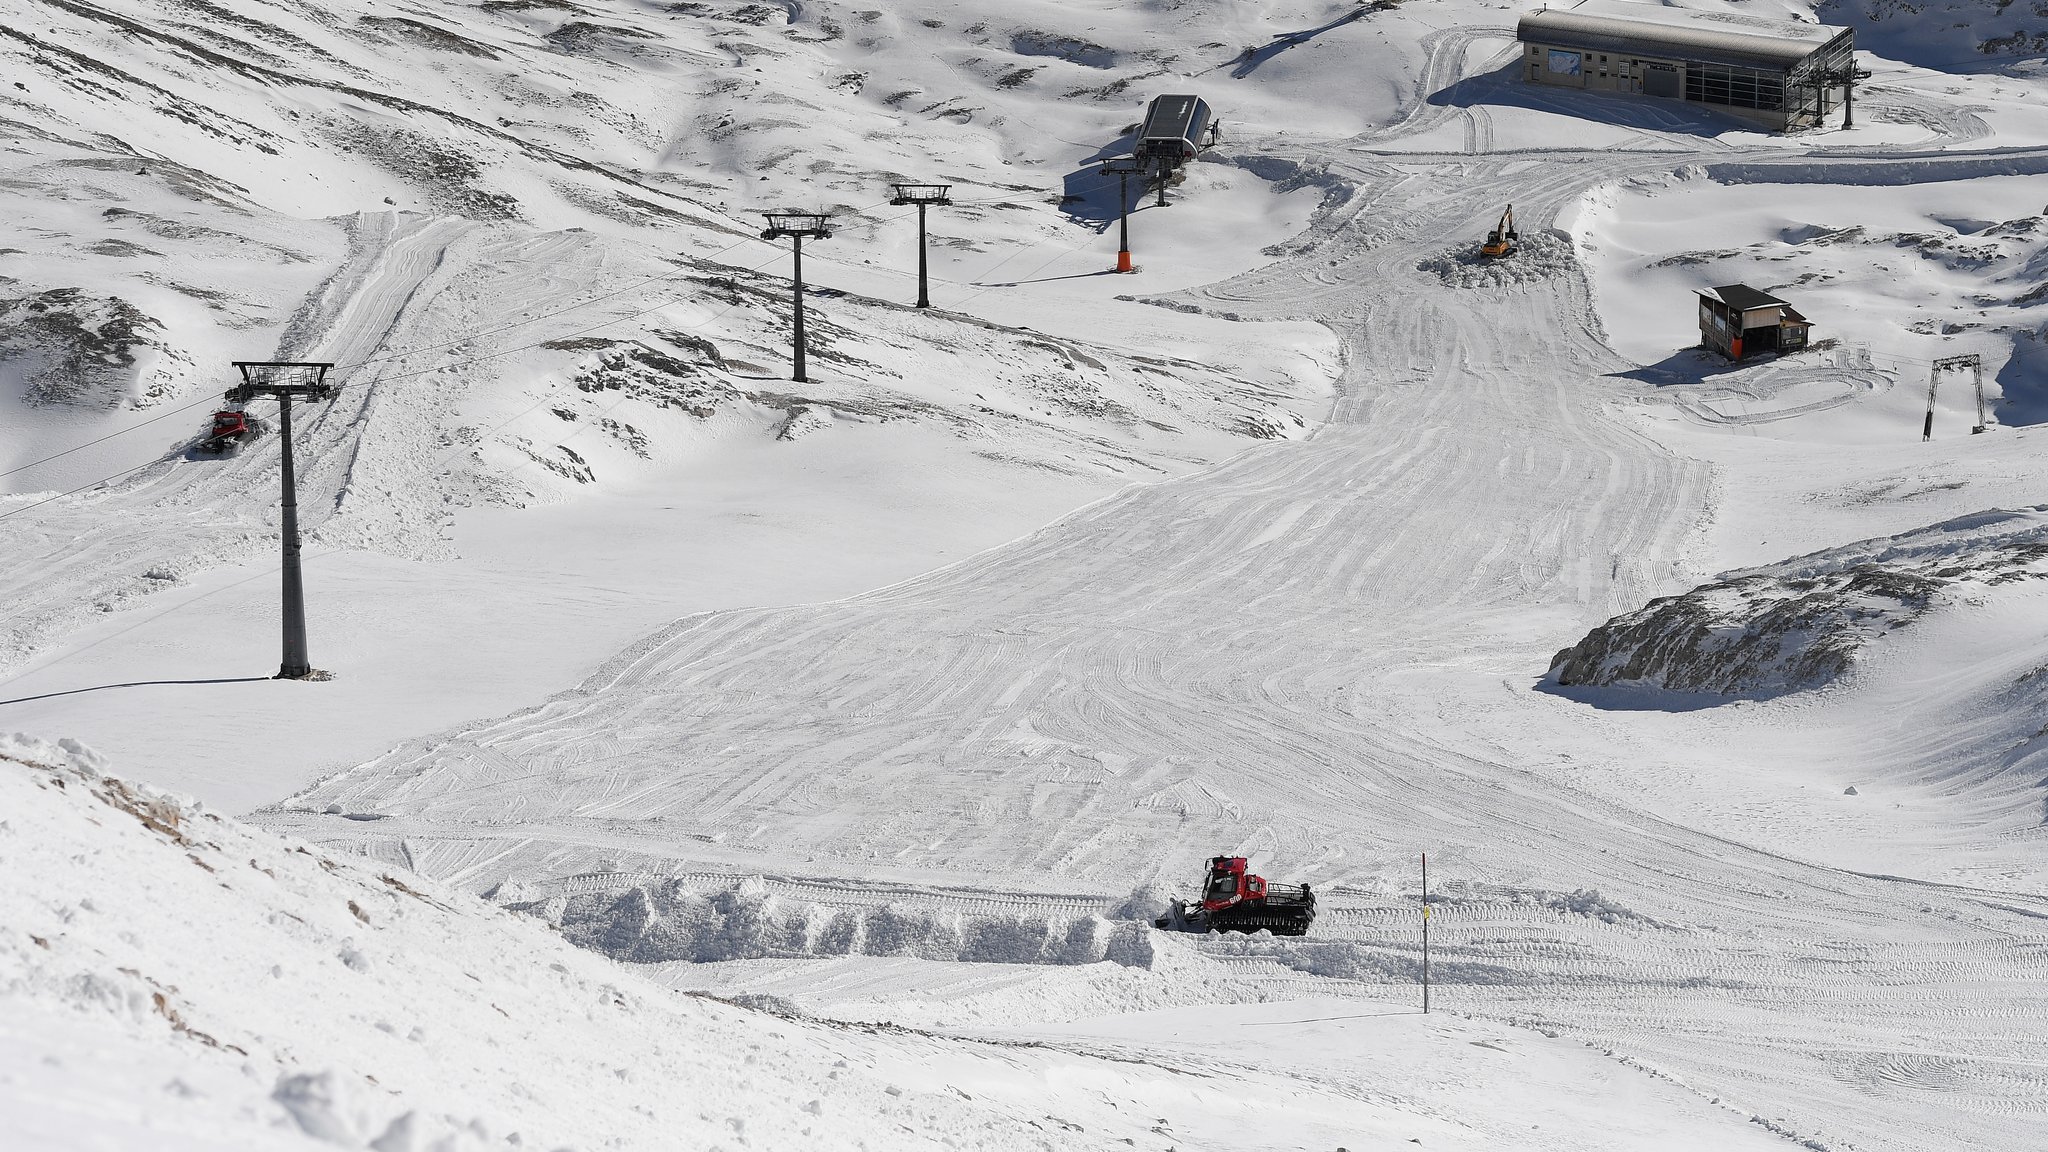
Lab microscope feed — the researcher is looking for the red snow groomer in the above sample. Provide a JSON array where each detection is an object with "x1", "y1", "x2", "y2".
[
  {"x1": 197, "y1": 409, "x2": 258, "y2": 454},
  {"x1": 1155, "y1": 855, "x2": 1316, "y2": 936}
]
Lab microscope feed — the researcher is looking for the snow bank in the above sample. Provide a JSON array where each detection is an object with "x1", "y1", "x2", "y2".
[
  {"x1": 513, "y1": 878, "x2": 1158, "y2": 968},
  {"x1": 1550, "y1": 507, "x2": 2048, "y2": 698}
]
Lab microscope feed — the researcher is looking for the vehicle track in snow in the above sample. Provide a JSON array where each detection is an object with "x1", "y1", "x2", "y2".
[
  {"x1": 0, "y1": 214, "x2": 475, "y2": 670},
  {"x1": 260, "y1": 34, "x2": 2048, "y2": 1152}
]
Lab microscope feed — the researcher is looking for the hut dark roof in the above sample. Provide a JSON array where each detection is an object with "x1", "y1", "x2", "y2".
[{"x1": 1700, "y1": 283, "x2": 1788, "y2": 311}]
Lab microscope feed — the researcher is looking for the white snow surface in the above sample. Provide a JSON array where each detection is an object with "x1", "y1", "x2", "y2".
[
  {"x1": 2, "y1": 738, "x2": 1790, "y2": 1152},
  {"x1": 3, "y1": 0, "x2": 2048, "y2": 1149}
]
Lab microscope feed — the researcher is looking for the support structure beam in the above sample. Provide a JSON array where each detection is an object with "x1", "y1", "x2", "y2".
[
  {"x1": 760, "y1": 212, "x2": 834, "y2": 383},
  {"x1": 227, "y1": 361, "x2": 337, "y2": 680},
  {"x1": 889, "y1": 184, "x2": 953, "y2": 309}
]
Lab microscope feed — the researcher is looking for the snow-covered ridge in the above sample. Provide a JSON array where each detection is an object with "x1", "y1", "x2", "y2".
[
  {"x1": 0, "y1": 731, "x2": 1143, "y2": 1150},
  {"x1": 1549, "y1": 506, "x2": 2048, "y2": 698}
]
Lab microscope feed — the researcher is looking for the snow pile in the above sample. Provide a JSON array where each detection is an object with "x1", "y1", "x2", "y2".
[
  {"x1": 0, "y1": 734, "x2": 1105, "y2": 1150},
  {"x1": 1543, "y1": 887, "x2": 1659, "y2": 926},
  {"x1": 513, "y1": 877, "x2": 1157, "y2": 968},
  {"x1": 1549, "y1": 507, "x2": 2048, "y2": 698},
  {"x1": 1416, "y1": 229, "x2": 1578, "y2": 289}
]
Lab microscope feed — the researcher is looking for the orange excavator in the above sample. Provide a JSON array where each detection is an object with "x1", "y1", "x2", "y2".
[
  {"x1": 1481, "y1": 204, "x2": 1518, "y2": 258},
  {"x1": 1155, "y1": 855, "x2": 1316, "y2": 936}
]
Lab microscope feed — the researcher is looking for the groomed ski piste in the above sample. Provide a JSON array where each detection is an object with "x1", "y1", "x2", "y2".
[{"x1": 4, "y1": 1, "x2": 2048, "y2": 1149}]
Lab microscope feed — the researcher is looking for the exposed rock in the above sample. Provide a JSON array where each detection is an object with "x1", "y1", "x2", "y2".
[
  {"x1": 0, "y1": 287, "x2": 193, "y2": 408},
  {"x1": 1009, "y1": 30, "x2": 1115, "y2": 68},
  {"x1": 1550, "y1": 508, "x2": 2048, "y2": 699},
  {"x1": 1550, "y1": 565, "x2": 1939, "y2": 696}
]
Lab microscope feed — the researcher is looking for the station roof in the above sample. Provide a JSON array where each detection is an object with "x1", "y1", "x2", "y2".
[
  {"x1": 1518, "y1": 0, "x2": 1848, "y2": 72},
  {"x1": 1700, "y1": 283, "x2": 1788, "y2": 311}
]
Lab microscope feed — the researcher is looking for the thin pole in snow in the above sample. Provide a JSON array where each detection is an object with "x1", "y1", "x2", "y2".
[
  {"x1": 1970, "y1": 356, "x2": 1987, "y2": 434},
  {"x1": 1422, "y1": 851, "x2": 1431, "y2": 1014},
  {"x1": 1923, "y1": 366, "x2": 1940, "y2": 441}
]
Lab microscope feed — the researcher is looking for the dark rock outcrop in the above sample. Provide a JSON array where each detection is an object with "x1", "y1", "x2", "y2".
[{"x1": 1550, "y1": 508, "x2": 2048, "y2": 699}]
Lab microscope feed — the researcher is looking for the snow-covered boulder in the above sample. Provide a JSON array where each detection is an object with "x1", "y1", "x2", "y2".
[{"x1": 1549, "y1": 508, "x2": 2048, "y2": 698}]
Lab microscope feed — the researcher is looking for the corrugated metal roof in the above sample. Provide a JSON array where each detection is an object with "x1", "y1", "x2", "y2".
[
  {"x1": 1701, "y1": 283, "x2": 1788, "y2": 311},
  {"x1": 1519, "y1": 1, "x2": 1847, "y2": 72},
  {"x1": 1139, "y1": 95, "x2": 1206, "y2": 141}
]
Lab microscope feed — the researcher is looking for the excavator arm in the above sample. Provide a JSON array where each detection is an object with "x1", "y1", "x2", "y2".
[{"x1": 1481, "y1": 204, "x2": 1518, "y2": 258}]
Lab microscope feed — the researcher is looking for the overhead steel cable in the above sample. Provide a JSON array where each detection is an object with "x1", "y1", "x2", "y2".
[{"x1": 2, "y1": 173, "x2": 1102, "y2": 501}]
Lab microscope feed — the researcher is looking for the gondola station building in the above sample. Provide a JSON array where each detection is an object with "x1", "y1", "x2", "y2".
[{"x1": 1517, "y1": 0, "x2": 1854, "y2": 131}]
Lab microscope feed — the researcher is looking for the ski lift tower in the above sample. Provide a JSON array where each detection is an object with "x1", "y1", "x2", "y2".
[
  {"x1": 888, "y1": 183, "x2": 952, "y2": 309},
  {"x1": 228, "y1": 361, "x2": 337, "y2": 681},
  {"x1": 760, "y1": 211, "x2": 834, "y2": 383},
  {"x1": 1100, "y1": 158, "x2": 1145, "y2": 273},
  {"x1": 1923, "y1": 353, "x2": 1987, "y2": 439}
]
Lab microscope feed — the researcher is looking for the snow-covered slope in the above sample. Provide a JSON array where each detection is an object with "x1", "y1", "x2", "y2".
[
  {"x1": 0, "y1": 0, "x2": 1349, "y2": 797},
  {"x1": 4, "y1": 734, "x2": 1805, "y2": 1152},
  {"x1": 8, "y1": 0, "x2": 2048, "y2": 1149},
  {"x1": 0, "y1": 731, "x2": 1080, "y2": 1150}
]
